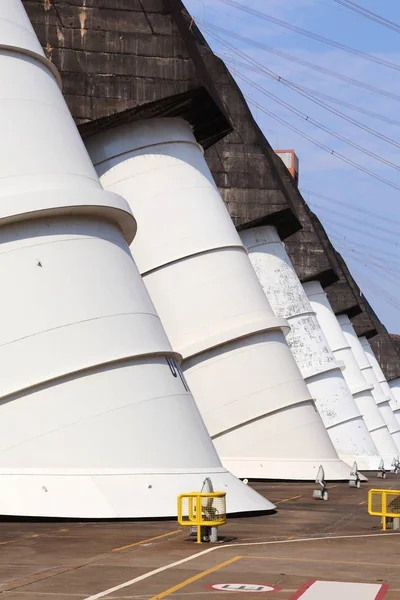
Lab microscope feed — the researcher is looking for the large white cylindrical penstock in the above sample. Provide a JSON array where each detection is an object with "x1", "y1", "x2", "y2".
[
  {"x1": 304, "y1": 281, "x2": 400, "y2": 455},
  {"x1": 356, "y1": 336, "x2": 400, "y2": 450},
  {"x1": 86, "y1": 117, "x2": 353, "y2": 481},
  {"x1": 360, "y1": 337, "x2": 400, "y2": 428},
  {"x1": 0, "y1": 0, "x2": 273, "y2": 517},
  {"x1": 241, "y1": 227, "x2": 380, "y2": 471},
  {"x1": 338, "y1": 315, "x2": 398, "y2": 466},
  {"x1": 390, "y1": 378, "x2": 400, "y2": 405}
]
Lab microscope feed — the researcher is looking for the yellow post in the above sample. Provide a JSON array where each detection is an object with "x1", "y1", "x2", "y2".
[
  {"x1": 383, "y1": 490, "x2": 386, "y2": 531},
  {"x1": 196, "y1": 495, "x2": 202, "y2": 544},
  {"x1": 189, "y1": 496, "x2": 194, "y2": 522},
  {"x1": 177, "y1": 491, "x2": 227, "y2": 544},
  {"x1": 368, "y1": 488, "x2": 400, "y2": 531}
]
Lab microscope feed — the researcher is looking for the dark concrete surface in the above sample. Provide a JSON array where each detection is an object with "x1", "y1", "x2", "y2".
[{"x1": 1, "y1": 476, "x2": 399, "y2": 599}]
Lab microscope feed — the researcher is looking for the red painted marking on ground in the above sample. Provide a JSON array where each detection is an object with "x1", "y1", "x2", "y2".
[{"x1": 289, "y1": 580, "x2": 315, "y2": 600}]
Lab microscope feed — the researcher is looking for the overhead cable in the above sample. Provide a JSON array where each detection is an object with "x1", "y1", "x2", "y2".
[
  {"x1": 308, "y1": 201, "x2": 400, "y2": 238},
  {"x1": 327, "y1": 228, "x2": 400, "y2": 259},
  {"x1": 323, "y1": 217, "x2": 400, "y2": 247},
  {"x1": 333, "y1": 0, "x2": 400, "y2": 34},
  {"x1": 236, "y1": 71, "x2": 400, "y2": 174},
  {"x1": 303, "y1": 189, "x2": 400, "y2": 227},
  {"x1": 245, "y1": 96, "x2": 400, "y2": 193},
  {"x1": 199, "y1": 22, "x2": 400, "y2": 104},
  {"x1": 347, "y1": 268, "x2": 400, "y2": 310},
  {"x1": 329, "y1": 235, "x2": 400, "y2": 264},
  {"x1": 331, "y1": 241, "x2": 400, "y2": 278},
  {"x1": 216, "y1": 0, "x2": 400, "y2": 72},
  {"x1": 221, "y1": 53, "x2": 400, "y2": 128},
  {"x1": 204, "y1": 29, "x2": 400, "y2": 152}
]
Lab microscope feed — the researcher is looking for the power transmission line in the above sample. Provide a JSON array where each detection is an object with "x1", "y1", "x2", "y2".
[
  {"x1": 234, "y1": 69, "x2": 400, "y2": 173},
  {"x1": 320, "y1": 229, "x2": 400, "y2": 307},
  {"x1": 327, "y1": 236, "x2": 400, "y2": 306},
  {"x1": 332, "y1": 240, "x2": 400, "y2": 278},
  {"x1": 204, "y1": 29, "x2": 400, "y2": 154},
  {"x1": 324, "y1": 225, "x2": 400, "y2": 268},
  {"x1": 221, "y1": 53, "x2": 400, "y2": 128},
  {"x1": 216, "y1": 0, "x2": 400, "y2": 72},
  {"x1": 328, "y1": 230, "x2": 400, "y2": 260},
  {"x1": 322, "y1": 217, "x2": 400, "y2": 247},
  {"x1": 198, "y1": 21, "x2": 400, "y2": 104},
  {"x1": 303, "y1": 189, "x2": 400, "y2": 228},
  {"x1": 343, "y1": 264, "x2": 400, "y2": 306},
  {"x1": 237, "y1": 69, "x2": 400, "y2": 173},
  {"x1": 329, "y1": 235, "x2": 400, "y2": 264},
  {"x1": 190, "y1": 6, "x2": 400, "y2": 317},
  {"x1": 245, "y1": 96, "x2": 400, "y2": 193},
  {"x1": 333, "y1": 0, "x2": 400, "y2": 34},
  {"x1": 348, "y1": 267, "x2": 400, "y2": 311},
  {"x1": 206, "y1": 36, "x2": 400, "y2": 242},
  {"x1": 308, "y1": 202, "x2": 400, "y2": 238}
]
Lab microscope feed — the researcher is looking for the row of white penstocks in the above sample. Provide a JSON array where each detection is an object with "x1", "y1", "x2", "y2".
[{"x1": 0, "y1": 0, "x2": 399, "y2": 518}]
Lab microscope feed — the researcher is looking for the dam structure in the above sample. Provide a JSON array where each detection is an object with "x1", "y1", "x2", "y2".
[{"x1": 0, "y1": 0, "x2": 274, "y2": 518}]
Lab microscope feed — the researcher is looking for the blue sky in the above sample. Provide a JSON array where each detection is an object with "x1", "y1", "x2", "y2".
[{"x1": 185, "y1": 0, "x2": 400, "y2": 333}]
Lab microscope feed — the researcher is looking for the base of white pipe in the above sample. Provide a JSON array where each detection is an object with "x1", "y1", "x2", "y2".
[
  {"x1": 368, "y1": 427, "x2": 399, "y2": 468},
  {"x1": 382, "y1": 456, "x2": 399, "y2": 470},
  {"x1": 0, "y1": 468, "x2": 275, "y2": 517},
  {"x1": 221, "y1": 458, "x2": 361, "y2": 481},
  {"x1": 306, "y1": 370, "x2": 379, "y2": 462},
  {"x1": 338, "y1": 454, "x2": 389, "y2": 472}
]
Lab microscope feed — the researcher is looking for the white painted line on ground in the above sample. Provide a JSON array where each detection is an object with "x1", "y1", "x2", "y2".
[{"x1": 83, "y1": 532, "x2": 400, "y2": 600}]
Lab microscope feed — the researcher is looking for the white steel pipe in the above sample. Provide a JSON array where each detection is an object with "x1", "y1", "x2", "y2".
[
  {"x1": 304, "y1": 281, "x2": 400, "y2": 453},
  {"x1": 86, "y1": 117, "x2": 354, "y2": 482},
  {"x1": 0, "y1": 0, "x2": 274, "y2": 517},
  {"x1": 390, "y1": 378, "x2": 400, "y2": 405},
  {"x1": 241, "y1": 226, "x2": 381, "y2": 471},
  {"x1": 360, "y1": 337, "x2": 400, "y2": 427},
  {"x1": 338, "y1": 315, "x2": 399, "y2": 466}
]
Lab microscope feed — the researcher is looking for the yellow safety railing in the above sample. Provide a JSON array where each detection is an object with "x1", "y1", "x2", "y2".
[
  {"x1": 177, "y1": 491, "x2": 227, "y2": 543},
  {"x1": 368, "y1": 488, "x2": 400, "y2": 530}
]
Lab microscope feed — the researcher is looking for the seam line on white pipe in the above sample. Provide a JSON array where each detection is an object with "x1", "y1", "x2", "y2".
[
  {"x1": 141, "y1": 245, "x2": 246, "y2": 277},
  {"x1": 0, "y1": 44, "x2": 62, "y2": 87},
  {"x1": 93, "y1": 139, "x2": 204, "y2": 168},
  {"x1": 0, "y1": 312, "x2": 161, "y2": 350}
]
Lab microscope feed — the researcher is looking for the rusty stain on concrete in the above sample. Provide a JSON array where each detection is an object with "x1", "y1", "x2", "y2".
[
  {"x1": 79, "y1": 8, "x2": 87, "y2": 40},
  {"x1": 56, "y1": 26, "x2": 64, "y2": 45}
]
